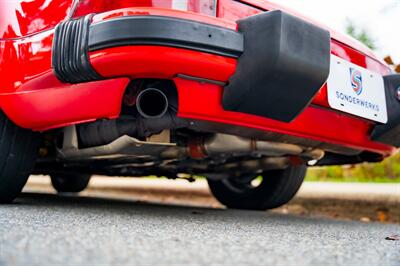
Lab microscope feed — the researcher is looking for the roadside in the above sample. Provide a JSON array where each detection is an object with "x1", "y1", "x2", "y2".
[{"x1": 25, "y1": 176, "x2": 400, "y2": 224}]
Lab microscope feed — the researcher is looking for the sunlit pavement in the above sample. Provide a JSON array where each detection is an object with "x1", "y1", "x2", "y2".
[
  {"x1": 0, "y1": 176, "x2": 398, "y2": 266},
  {"x1": 25, "y1": 176, "x2": 400, "y2": 204},
  {"x1": 25, "y1": 176, "x2": 400, "y2": 223}
]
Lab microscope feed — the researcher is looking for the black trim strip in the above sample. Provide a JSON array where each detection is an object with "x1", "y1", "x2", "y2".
[
  {"x1": 52, "y1": 15, "x2": 243, "y2": 83},
  {"x1": 52, "y1": 15, "x2": 103, "y2": 83},
  {"x1": 233, "y1": 0, "x2": 265, "y2": 11},
  {"x1": 176, "y1": 74, "x2": 226, "y2": 86},
  {"x1": 88, "y1": 16, "x2": 243, "y2": 58}
]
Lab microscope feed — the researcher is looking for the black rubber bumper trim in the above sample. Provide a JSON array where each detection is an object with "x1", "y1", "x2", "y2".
[
  {"x1": 52, "y1": 15, "x2": 243, "y2": 83},
  {"x1": 222, "y1": 10, "x2": 331, "y2": 122},
  {"x1": 88, "y1": 16, "x2": 244, "y2": 58},
  {"x1": 371, "y1": 74, "x2": 400, "y2": 147},
  {"x1": 52, "y1": 15, "x2": 103, "y2": 83}
]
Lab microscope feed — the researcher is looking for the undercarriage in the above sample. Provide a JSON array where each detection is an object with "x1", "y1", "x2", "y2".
[{"x1": 35, "y1": 79, "x2": 324, "y2": 181}]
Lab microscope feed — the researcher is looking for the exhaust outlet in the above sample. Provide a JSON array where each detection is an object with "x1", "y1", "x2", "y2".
[{"x1": 136, "y1": 88, "x2": 169, "y2": 118}]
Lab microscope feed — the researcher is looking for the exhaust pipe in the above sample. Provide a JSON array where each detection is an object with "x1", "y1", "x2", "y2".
[
  {"x1": 136, "y1": 88, "x2": 169, "y2": 118},
  {"x1": 77, "y1": 85, "x2": 189, "y2": 148},
  {"x1": 188, "y1": 134, "x2": 324, "y2": 160}
]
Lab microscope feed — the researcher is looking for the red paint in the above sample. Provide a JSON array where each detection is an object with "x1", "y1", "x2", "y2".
[
  {"x1": 0, "y1": 0, "x2": 73, "y2": 39},
  {"x1": 89, "y1": 46, "x2": 237, "y2": 82},
  {"x1": 175, "y1": 78, "x2": 394, "y2": 155},
  {"x1": 230, "y1": 0, "x2": 384, "y2": 64},
  {"x1": 73, "y1": 0, "x2": 217, "y2": 18},
  {"x1": 91, "y1": 7, "x2": 236, "y2": 29},
  {"x1": 0, "y1": 3, "x2": 395, "y2": 156},
  {"x1": 217, "y1": 0, "x2": 263, "y2": 21},
  {"x1": 0, "y1": 73, "x2": 129, "y2": 131}
]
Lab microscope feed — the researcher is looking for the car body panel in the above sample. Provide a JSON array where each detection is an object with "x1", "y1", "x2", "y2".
[
  {"x1": 0, "y1": 1, "x2": 396, "y2": 157},
  {"x1": 229, "y1": 0, "x2": 383, "y2": 64},
  {"x1": 0, "y1": 0, "x2": 73, "y2": 39}
]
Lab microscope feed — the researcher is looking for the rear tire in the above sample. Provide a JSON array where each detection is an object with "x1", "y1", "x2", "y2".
[
  {"x1": 207, "y1": 165, "x2": 306, "y2": 210},
  {"x1": 0, "y1": 112, "x2": 40, "y2": 203},
  {"x1": 50, "y1": 174, "x2": 91, "y2": 193}
]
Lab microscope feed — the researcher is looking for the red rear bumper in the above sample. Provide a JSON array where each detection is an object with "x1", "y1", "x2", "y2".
[{"x1": 0, "y1": 8, "x2": 395, "y2": 156}]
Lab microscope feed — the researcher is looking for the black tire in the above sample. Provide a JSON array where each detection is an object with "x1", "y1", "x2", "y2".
[
  {"x1": 50, "y1": 173, "x2": 91, "y2": 193},
  {"x1": 0, "y1": 112, "x2": 40, "y2": 203},
  {"x1": 207, "y1": 165, "x2": 307, "y2": 210}
]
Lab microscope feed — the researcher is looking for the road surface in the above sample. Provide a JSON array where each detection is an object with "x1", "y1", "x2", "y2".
[{"x1": 0, "y1": 176, "x2": 399, "y2": 266}]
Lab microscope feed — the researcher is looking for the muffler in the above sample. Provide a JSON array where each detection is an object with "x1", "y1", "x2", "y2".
[
  {"x1": 188, "y1": 134, "x2": 324, "y2": 160},
  {"x1": 136, "y1": 88, "x2": 169, "y2": 118},
  {"x1": 61, "y1": 130, "x2": 323, "y2": 162}
]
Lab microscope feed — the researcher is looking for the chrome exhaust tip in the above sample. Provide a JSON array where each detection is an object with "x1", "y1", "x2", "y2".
[{"x1": 136, "y1": 88, "x2": 169, "y2": 118}]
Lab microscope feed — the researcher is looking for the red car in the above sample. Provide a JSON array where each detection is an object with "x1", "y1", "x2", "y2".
[{"x1": 0, "y1": 0, "x2": 399, "y2": 209}]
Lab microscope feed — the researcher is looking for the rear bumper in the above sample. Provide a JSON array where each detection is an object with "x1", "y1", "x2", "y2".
[
  {"x1": 174, "y1": 77, "x2": 393, "y2": 156},
  {"x1": 52, "y1": 13, "x2": 243, "y2": 84},
  {"x1": 53, "y1": 10, "x2": 331, "y2": 123},
  {"x1": 0, "y1": 8, "x2": 395, "y2": 156}
]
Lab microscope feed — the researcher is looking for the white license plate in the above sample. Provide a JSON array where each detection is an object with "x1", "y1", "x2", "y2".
[{"x1": 327, "y1": 55, "x2": 387, "y2": 123}]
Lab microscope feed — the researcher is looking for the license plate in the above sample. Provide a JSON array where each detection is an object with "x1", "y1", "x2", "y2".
[{"x1": 327, "y1": 55, "x2": 387, "y2": 123}]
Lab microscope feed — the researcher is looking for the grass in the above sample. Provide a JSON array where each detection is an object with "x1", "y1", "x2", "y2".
[
  {"x1": 147, "y1": 153, "x2": 400, "y2": 183},
  {"x1": 306, "y1": 152, "x2": 400, "y2": 183},
  {"x1": 305, "y1": 172, "x2": 400, "y2": 183}
]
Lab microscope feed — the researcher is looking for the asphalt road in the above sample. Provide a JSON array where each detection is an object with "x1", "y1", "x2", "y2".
[{"x1": 0, "y1": 178, "x2": 399, "y2": 266}]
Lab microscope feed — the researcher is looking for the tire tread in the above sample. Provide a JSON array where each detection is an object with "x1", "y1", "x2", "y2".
[
  {"x1": 208, "y1": 165, "x2": 306, "y2": 210},
  {"x1": 0, "y1": 112, "x2": 39, "y2": 203}
]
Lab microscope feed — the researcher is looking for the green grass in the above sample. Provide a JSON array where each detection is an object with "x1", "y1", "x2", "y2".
[
  {"x1": 306, "y1": 152, "x2": 400, "y2": 183},
  {"x1": 305, "y1": 173, "x2": 400, "y2": 183},
  {"x1": 148, "y1": 153, "x2": 400, "y2": 183}
]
